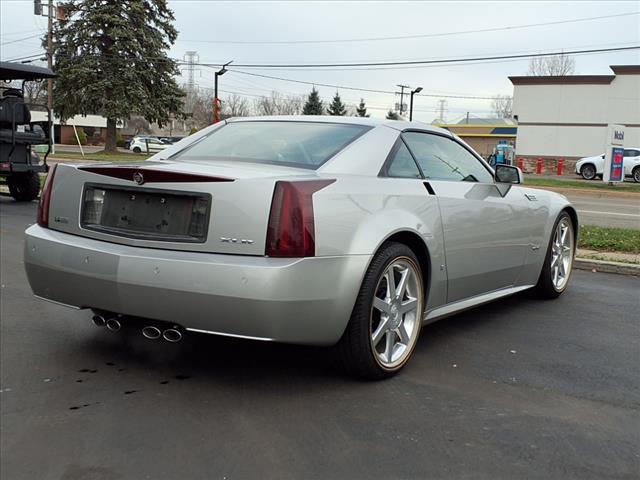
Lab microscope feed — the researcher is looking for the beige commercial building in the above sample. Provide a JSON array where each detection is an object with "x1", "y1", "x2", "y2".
[{"x1": 509, "y1": 65, "x2": 640, "y2": 174}]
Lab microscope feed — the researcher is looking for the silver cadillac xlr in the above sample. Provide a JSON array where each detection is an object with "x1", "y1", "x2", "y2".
[{"x1": 24, "y1": 117, "x2": 577, "y2": 378}]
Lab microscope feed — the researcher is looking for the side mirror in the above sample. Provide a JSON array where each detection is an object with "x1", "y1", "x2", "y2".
[{"x1": 495, "y1": 164, "x2": 523, "y2": 184}]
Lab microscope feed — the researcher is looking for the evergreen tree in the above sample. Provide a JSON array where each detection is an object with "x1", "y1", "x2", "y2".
[
  {"x1": 52, "y1": 0, "x2": 184, "y2": 152},
  {"x1": 302, "y1": 87, "x2": 323, "y2": 115},
  {"x1": 355, "y1": 98, "x2": 370, "y2": 117},
  {"x1": 386, "y1": 110, "x2": 400, "y2": 120},
  {"x1": 326, "y1": 91, "x2": 347, "y2": 116}
]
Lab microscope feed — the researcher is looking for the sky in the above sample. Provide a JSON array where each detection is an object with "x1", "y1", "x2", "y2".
[{"x1": 1, "y1": 0, "x2": 639, "y2": 122}]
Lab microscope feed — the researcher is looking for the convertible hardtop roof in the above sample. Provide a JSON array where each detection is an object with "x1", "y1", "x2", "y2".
[{"x1": 0, "y1": 61, "x2": 56, "y2": 81}]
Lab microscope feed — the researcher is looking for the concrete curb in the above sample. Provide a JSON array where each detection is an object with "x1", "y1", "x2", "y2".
[
  {"x1": 529, "y1": 185, "x2": 640, "y2": 199},
  {"x1": 574, "y1": 257, "x2": 640, "y2": 276}
]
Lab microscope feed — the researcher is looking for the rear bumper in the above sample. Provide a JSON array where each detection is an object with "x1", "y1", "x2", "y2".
[{"x1": 24, "y1": 225, "x2": 370, "y2": 345}]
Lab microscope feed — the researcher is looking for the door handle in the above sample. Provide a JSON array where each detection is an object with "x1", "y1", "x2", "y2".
[{"x1": 423, "y1": 182, "x2": 436, "y2": 195}]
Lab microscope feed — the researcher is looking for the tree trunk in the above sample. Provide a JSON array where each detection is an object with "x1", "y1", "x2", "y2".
[{"x1": 104, "y1": 118, "x2": 117, "y2": 153}]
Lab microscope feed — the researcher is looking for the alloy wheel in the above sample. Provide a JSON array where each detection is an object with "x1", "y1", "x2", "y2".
[
  {"x1": 370, "y1": 258, "x2": 423, "y2": 369},
  {"x1": 550, "y1": 217, "x2": 574, "y2": 291},
  {"x1": 581, "y1": 165, "x2": 596, "y2": 180}
]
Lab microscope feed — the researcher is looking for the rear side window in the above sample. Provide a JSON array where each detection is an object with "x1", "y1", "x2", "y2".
[
  {"x1": 171, "y1": 121, "x2": 371, "y2": 169},
  {"x1": 385, "y1": 141, "x2": 422, "y2": 178},
  {"x1": 402, "y1": 132, "x2": 493, "y2": 183}
]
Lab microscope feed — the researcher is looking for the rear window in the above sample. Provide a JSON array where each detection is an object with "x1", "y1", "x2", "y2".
[{"x1": 171, "y1": 121, "x2": 371, "y2": 169}]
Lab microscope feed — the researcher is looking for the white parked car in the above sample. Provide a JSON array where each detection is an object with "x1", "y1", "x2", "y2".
[
  {"x1": 575, "y1": 147, "x2": 640, "y2": 182},
  {"x1": 129, "y1": 136, "x2": 168, "y2": 154}
]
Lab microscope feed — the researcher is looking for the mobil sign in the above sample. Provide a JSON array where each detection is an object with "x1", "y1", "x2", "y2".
[{"x1": 603, "y1": 124, "x2": 625, "y2": 183}]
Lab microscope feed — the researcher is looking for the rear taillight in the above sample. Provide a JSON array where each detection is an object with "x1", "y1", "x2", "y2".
[
  {"x1": 37, "y1": 163, "x2": 57, "y2": 228},
  {"x1": 265, "y1": 179, "x2": 335, "y2": 257}
]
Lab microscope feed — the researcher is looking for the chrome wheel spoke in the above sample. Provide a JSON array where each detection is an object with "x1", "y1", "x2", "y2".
[
  {"x1": 372, "y1": 317, "x2": 389, "y2": 346},
  {"x1": 385, "y1": 270, "x2": 396, "y2": 299},
  {"x1": 373, "y1": 296, "x2": 390, "y2": 314},
  {"x1": 399, "y1": 298, "x2": 418, "y2": 315},
  {"x1": 397, "y1": 323, "x2": 411, "y2": 345},
  {"x1": 395, "y1": 268, "x2": 409, "y2": 298},
  {"x1": 384, "y1": 330, "x2": 395, "y2": 363}
]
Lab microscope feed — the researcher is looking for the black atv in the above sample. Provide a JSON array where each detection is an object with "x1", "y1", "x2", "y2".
[{"x1": 0, "y1": 61, "x2": 55, "y2": 202}]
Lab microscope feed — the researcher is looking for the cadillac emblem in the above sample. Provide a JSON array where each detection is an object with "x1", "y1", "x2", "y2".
[{"x1": 133, "y1": 171, "x2": 144, "y2": 185}]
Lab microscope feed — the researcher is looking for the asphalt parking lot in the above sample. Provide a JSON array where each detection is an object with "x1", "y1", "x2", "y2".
[{"x1": 1, "y1": 198, "x2": 639, "y2": 480}]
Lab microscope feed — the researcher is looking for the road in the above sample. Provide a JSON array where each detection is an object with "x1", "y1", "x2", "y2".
[
  {"x1": 557, "y1": 191, "x2": 640, "y2": 229},
  {"x1": 1, "y1": 199, "x2": 639, "y2": 480}
]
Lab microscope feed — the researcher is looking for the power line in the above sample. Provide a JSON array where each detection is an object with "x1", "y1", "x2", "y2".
[
  {"x1": 0, "y1": 33, "x2": 44, "y2": 46},
  {"x1": 176, "y1": 12, "x2": 640, "y2": 45},
  {"x1": 190, "y1": 45, "x2": 640, "y2": 69},
  {"x1": 227, "y1": 70, "x2": 497, "y2": 100}
]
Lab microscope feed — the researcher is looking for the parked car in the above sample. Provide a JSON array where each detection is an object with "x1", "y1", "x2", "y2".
[
  {"x1": 575, "y1": 147, "x2": 640, "y2": 181},
  {"x1": 24, "y1": 117, "x2": 578, "y2": 379},
  {"x1": 129, "y1": 136, "x2": 168, "y2": 153}
]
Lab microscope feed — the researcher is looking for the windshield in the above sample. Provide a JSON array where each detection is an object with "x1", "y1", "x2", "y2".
[{"x1": 171, "y1": 121, "x2": 371, "y2": 169}]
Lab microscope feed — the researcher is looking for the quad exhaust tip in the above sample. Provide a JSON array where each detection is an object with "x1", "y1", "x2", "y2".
[
  {"x1": 142, "y1": 326, "x2": 162, "y2": 340},
  {"x1": 105, "y1": 318, "x2": 121, "y2": 332},
  {"x1": 162, "y1": 328, "x2": 183, "y2": 343}
]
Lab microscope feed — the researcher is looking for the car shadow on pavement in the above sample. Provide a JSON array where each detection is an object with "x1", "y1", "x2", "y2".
[{"x1": 68, "y1": 290, "x2": 535, "y2": 387}]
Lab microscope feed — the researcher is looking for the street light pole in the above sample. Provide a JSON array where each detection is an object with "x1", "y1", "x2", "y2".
[
  {"x1": 213, "y1": 61, "x2": 232, "y2": 124},
  {"x1": 409, "y1": 87, "x2": 423, "y2": 121}
]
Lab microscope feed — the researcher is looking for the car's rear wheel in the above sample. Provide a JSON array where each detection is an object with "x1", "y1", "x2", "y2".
[
  {"x1": 535, "y1": 212, "x2": 575, "y2": 299},
  {"x1": 132, "y1": 147, "x2": 142, "y2": 153},
  {"x1": 8, "y1": 172, "x2": 40, "y2": 202},
  {"x1": 336, "y1": 242, "x2": 424, "y2": 379},
  {"x1": 633, "y1": 167, "x2": 640, "y2": 183},
  {"x1": 580, "y1": 164, "x2": 596, "y2": 180}
]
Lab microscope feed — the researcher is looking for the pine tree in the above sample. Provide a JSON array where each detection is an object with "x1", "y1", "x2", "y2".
[
  {"x1": 356, "y1": 98, "x2": 370, "y2": 117},
  {"x1": 326, "y1": 91, "x2": 347, "y2": 116},
  {"x1": 52, "y1": 0, "x2": 184, "y2": 152},
  {"x1": 386, "y1": 110, "x2": 400, "y2": 120},
  {"x1": 302, "y1": 87, "x2": 324, "y2": 115}
]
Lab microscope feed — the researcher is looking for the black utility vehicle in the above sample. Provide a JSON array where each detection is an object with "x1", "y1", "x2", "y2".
[{"x1": 0, "y1": 61, "x2": 55, "y2": 201}]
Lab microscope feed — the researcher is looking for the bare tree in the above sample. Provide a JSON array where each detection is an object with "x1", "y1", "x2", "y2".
[
  {"x1": 126, "y1": 116, "x2": 152, "y2": 135},
  {"x1": 23, "y1": 80, "x2": 47, "y2": 105},
  {"x1": 491, "y1": 95, "x2": 513, "y2": 118},
  {"x1": 190, "y1": 89, "x2": 214, "y2": 128},
  {"x1": 253, "y1": 91, "x2": 304, "y2": 116},
  {"x1": 527, "y1": 53, "x2": 576, "y2": 76},
  {"x1": 223, "y1": 94, "x2": 250, "y2": 118}
]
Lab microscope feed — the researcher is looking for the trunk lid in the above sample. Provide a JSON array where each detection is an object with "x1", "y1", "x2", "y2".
[{"x1": 46, "y1": 159, "x2": 318, "y2": 255}]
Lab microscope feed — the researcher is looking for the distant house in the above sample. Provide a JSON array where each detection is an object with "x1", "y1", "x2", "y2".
[
  {"x1": 30, "y1": 112, "x2": 123, "y2": 144},
  {"x1": 433, "y1": 118, "x2": 517, "y2": 158}
]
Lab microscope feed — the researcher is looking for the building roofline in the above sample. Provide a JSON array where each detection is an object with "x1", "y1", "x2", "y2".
[
  {"x1": 509, "y1": 75, "x2": 615, "y2": 85},
  {"x1": 610, "y1": 65, "x2": 640, "y2": 75}
]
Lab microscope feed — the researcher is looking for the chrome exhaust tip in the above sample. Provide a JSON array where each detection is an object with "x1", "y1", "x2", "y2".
[
  {"x1": 92, "y1": 315, "x2": 106, "y2": 327},
  {"x1": 105, "y1": 318, "x2": 122, "y2": 332},
  {"x1": 142, "y1": 326, "x2": 162, "y2": 340},
  {"x1": 162, "y1": 328, "x2": 183, "y2": 343}
]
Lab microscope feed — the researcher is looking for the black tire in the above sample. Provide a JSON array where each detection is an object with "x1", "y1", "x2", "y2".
[
  {"x1": 335, "y1": 241, "x2": 424, "y2": 380},
  {"x1": 580, "y1": 164, "x2": 596, "y2": 180},
  {"x1": 132, "y1": 146, "x2": 141, "y2": 153},
  {"x1": 534, "y1": 212, "x2": 575, "y2": 299},
  {"x1": 8, "y1": 172, "x2": 40, "y2": 202},
  {"x1": 633, "y1": 167, "x2": 640, "y2": 183}
]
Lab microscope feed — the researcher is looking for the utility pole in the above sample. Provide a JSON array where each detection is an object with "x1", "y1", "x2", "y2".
[
  {"x1": 396, "y1": 84, "x2": 409, "y2": 116},
  {"x1": 213, "y1": 61, "x2": 232, "y2": 124},
  {"x1": 437, "y1": 99, "x2": 448, "y2": 122},
  {"x1": 466, "y1": 111, "x2": 469, "y2": 124},
  {"x1": 182, "y1": 51, "x2": 199, "y2": 114}
]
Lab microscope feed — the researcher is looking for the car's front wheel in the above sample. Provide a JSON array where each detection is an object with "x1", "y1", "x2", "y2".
[
  {"x1": 535, "y1": 212, "x2": 575, "y2": 299},
  {"x1": 336, "y1": 242, "x2": 424, "y2": 379},
  {"x1": 633, "y1": 167, "x2": 640, "y2": 183},
  {"x1": 580, "y1": 164, "x2": 597, "y2": 180}
]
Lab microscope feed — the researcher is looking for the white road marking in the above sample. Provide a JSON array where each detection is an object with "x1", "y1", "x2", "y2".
[
  {"x1": 572, "y1": 200, "x2": 639, "y2": 209},
  {"x1": 577, "y1": 210, "x2": 640, "y2": 218}
]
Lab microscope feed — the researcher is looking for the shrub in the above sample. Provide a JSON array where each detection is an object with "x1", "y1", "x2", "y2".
[{"x1": 75, "y1": 127, "x2": 87, "y2": 145}]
